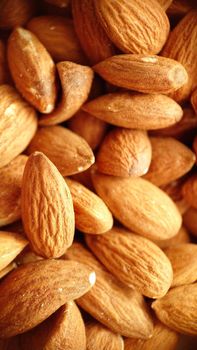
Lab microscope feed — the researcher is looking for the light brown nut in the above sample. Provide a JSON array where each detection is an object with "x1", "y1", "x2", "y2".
[
  {"x1": 0, "y1": 85, "x2": 37, "y2": 169},
  {"x1": 21, "y1": 152, "x2": 75, "y2": 258},
  {"x1": 94, "y1": 0, "x2": 169, "y2": 54},
  {"x1": 157, "y1": 0, "x2": 173, "y2": 10},
  {"x1": 161, "y1": 179, "x2": 189, "y2": 215},
  {"x1": 0, "y1": 0, "x2": 36, "y2": 30},
  {"x1": 96, "y1": 128, "x2": 152, "y2": 177},
  {"x1": 94, "y1": 54, "x2": 188, "y2": 94},
  {"x1": 39, "y1": 61, "x2": 94, "y2": 125},
  {"x1": 143, "y1": 137, "x2": 195, "y2": 186},
  {"x1": 83, "y1": 92, "x2": 183, "y2": 130},
  {"x1": 0, "y1": 259, "x2": 96, "y2": 338},
  {"x1": 154, "y1": 226, "x2": 190, "y2": 249},
  {"x1": 0, "y1": 156, "x2": 27, "y2": 227},
  {"x1": 182, "y1": 174, "x2": 197, "y2": 209},
  {"x1": 27, "y1": 126, "x2": 94, "y2": 176},
  {"x1": 65, "y1": 178, "x2": 113, "y2": 234},
  {"x1": 183, "y1": 207, "x2": 197, "y2": 237},
  {"x1": 8, "y1": 27, "x2": 57, "y2": 114},
  {"x1": 91, "y1": 170, "x2": 182, "y2": 241},
  {"x1": 0, "y1": 262, "x2": 17, "y2": 280},
  {"x1": 0, "y1": 231, "x2": 27, "y2": 272},
  {"x1": 191, "y1": 89, "x2": 197, "y2": 114},
  {"x1": 152, "y1": 283, "x2": 197, "y2": 335},
  {"x1": 20, "y1": 302, "x2": 86, "y2": 350},
  {"x1": 27, "y1": 16, "x2": 87, "y2": 64},
  {"x1": 86, "y1": 321, "x2": 124, "y2": 350},
  {"x1": 65, "y1": 243, "x2": 154, "y2": 339}
]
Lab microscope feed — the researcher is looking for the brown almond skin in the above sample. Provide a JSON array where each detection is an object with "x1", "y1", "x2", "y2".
[
  {"x1": 161, "y1": 181, "x2": 189, "y2": 215},
  {"x1": 91, "y1": 170, "x2": 182, "y2": 241},
  {"x1": 20, "y1": 302, "x2": 86, "y2": 350},
  {"x1": 167, "y1": 0, "x2": 195, "y2": 18},
  {"x1": 154, "y1": 226, "x2": 190, "y2": 249},
  {"x1": 27, "y1": 126, "x2": 95, "y2": 176},
  {"x1": 0, "y1": 259, "x2": 96, "y2": 338},
  {"x1": 94, "y1": 0, "x2": 169, "y2": 54},
  {"x1": 164, "y1": 243, "x2": 197, "y2": 287},
  {"x1": 182, "y1": 175, "x2": 197, "y2": 209},
  {"x1": 191, "y1": 89, "x2": 197, "y2": 114},
  {"x1": 94, "y1": 54, "x2": 188, "y2": 94},
  {"x1": 83, "y1": 92, "x2": 183, "y2": 130},
  {"x1": 0, "y1": 262, "x2": 17, "y2": 280},
  {"x1": 0, "y1": 0, "x2": 36, "y2": 30},
  {"x1": 96, "y1": 128, "x2": 152, "y2": 177},
  {"x1": 65, "y1": 243, "x2": 154, "y2": 339},
  {"x1": 152, "y1": 283, "x2": 197, "y2": 335},
  {"x1": 65, "y1": 178, "x2": 113, "y2": 234},
  {"x1": 143, "y1": 137, "x2": 195, "y2": 186},
  {"x1": 86, "y1": 321, "x2": 124, "y2": 350},
  {"x1": 8, "y1": 27, "x2": 57, "y2": 114},
  {"x1": 39, "y1": 61, "x2": 94, "y2": 125},
  {"x1": 21, "y1": 152, "x2": 75, "y2": 258},
  {"x1": 183, "y1": 207, "x2": 197, "y2": 238}
]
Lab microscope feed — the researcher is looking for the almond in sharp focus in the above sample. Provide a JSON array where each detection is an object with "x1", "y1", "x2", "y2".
[
  {"x1": 96, "y1": 128, "x2": 152, "y2": 177},
  {"x1": 152, "y1": 283, "x2": 197, "y2": 335},
  {"x1": 86, "y1": 321, "x2": 124, "y2": 350},
  {"x1": 91, "y1": 169, "x2": 182, "y2": 241},
  {"x1": 94, "y1": 54, "x2": 188, "y2": 94},
  {"x1": 183, "y1": 207, "x2": 197, "y2": 238},
  {"x1": 182, "y1": 174, "x2": 197, "y2": 209},
  {"x1": 21, "y1": 152, "x2": 75, "y2": 258},
  {"x1": 83, "y1": 92, "x2": 183, "y2": 129},
  {"x1": 27, "y1": 126, "x2": 94, "y2": 176},
  {"x1": 65, "y1": 242, "x2": 153, "y2": 339},
  {"x1": 0, "y1": 0, "x2": 36, "y2": 30},
  {"x1": 8, "y1": 27, "x2": 57, "y2": 114},
  {"x1": 39, "y1": 61, "x2": 94, "y2": 125},
  {"x1": 0, "y1": 259, "x2": 96, "y2": 338}
]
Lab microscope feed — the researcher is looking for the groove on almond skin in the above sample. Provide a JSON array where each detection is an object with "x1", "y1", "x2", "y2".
[
  {"x1": 65, "y1": 242, "x2": 154, "y2": 339},
  {"x1": 39, "y1": 61, "x2": 94, "y2": 125},
  {"x1": 21, "y1": 152, "x2": 75, "y2": 258},
  {"x1": 83, "y1": 92, "x2": 183, "y2": 130},
  {"x1": 91, "y1": 169, "x2": 182, "y2": 241},
  {"x1": 27, "y1": 126, "x2": 95, "y2": 176},
  {"x1": 0, "y1": 259, "x2": 96, "y2": 338},
  {"x1": 86, "y1": 321, "x2": 124, "y2": 350}
]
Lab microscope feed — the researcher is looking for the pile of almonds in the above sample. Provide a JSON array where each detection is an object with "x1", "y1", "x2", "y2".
[{"x1": 0, "y1": 0, "x2": 197, "y2": 349}]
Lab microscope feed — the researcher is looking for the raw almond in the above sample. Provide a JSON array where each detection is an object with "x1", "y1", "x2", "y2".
[
  {"x1": 0, "y1": 0, "x2": 35, "y2": 29},
  {"x1": 94, "y1": 54, "x2": 188, "y2": 94},
  {"x1": 8, "y1": 27, "x2": 56, "y2": 114},
  {"x1": 65, "y1": 178, "x2": 113, "y2": 234},
  {"x1": 27, "y1": 126, "x2": 94, "y2": 176},
  {"x1": 86, "y1": 321, "x2": 124, "y2": 350},
  {"x1": 183, "y1": 207, "x2": 197, "y2": 237},
  {"x1": 94, "y1": 0, "x2": 169, "y2": 54},
  {"x1": 161, "y1": 179, "x2": 189, "y2": 215},
  {"x1": 83, "y1": 92, "x2": 183, "y2": 129},
  {"x1": 65, "y1": 242, "x2": 154, "y2": 338},
  {"x1": 0, "y1": 262, "x2": 16, "y2": 279},
  {"x1": 154, "y1": 226, "x2": 190, "y2": 249},
  {"x1": 143, "y1": 137, "x2": 195, "y2": 186},
  {"x1": 21, "y1": 152, "x2": 75, "y2": 258},
  {"x1": 0, "y1": 259, "x2": 96, "y2": 338},
  {"x1": 182, "y1": 174, "x2": 197, "y2": 209},
  {"x1": 39, "y1": 61, "x2": 93, "y2": 125},
  {"x1": 91, "y1": 169, "x2": 182, "y2": 241},
  {"x1": 96, "y1": 128, "x2": 152, "y2": 177},
  {"x1": 191, "y1": 89, "x2": 197, "y2": 115},
  {"x1": 152, "y1": 283, "x2": 197, "y2": 335}
]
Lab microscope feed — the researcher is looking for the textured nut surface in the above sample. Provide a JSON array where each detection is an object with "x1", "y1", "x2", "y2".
[{"x1": 86, "y1": 321, "x2": 124, "y2": 350}]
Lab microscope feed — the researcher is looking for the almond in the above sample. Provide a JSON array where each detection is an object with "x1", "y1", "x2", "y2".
[
  {"x1": 86, "y1": 321, "x2": 124, "y2": 350},
  {"x1": 0, "y1": 262, "x2": 16, "y2": 279},
  {"x1": 65, "y1": 242, "x2": 154, "y2": 338},
  {"x1": 7, "y1": 27, "x2": 57, "y2": 114},
  {"x1": 94, "y1": 0, "x2": 169, "y2": 54},
  {"x1": 27, "y1": 16, "x2": 87, "y2": 64},
  {"x1": 157, "y1": 0, "x2": 173, "y2": 10},
  {"x1": 91, "y1": 169, "x2": 182, "y2": 241},
  {"x1": 16, "y1": 249, "x2": 43, "y2": 266},
  {"x1": 154, "y1": 226, "x2": 190, "y2": 249},
  {"x1": 182, "y1": 174, "x2": 197, "y2": 209},
  {"x1": 143, "y1": 137, "x2": 195, "y2": 186},
  {"x1": 152, "y1": 283, "x2": 197, "y2": 335},
  {"x1": 0, "y1": 259, "x2": 95, "y2": 338},
  {"x1": 183, "y1": 207, "x2": 197, "y2": 237},
  {"x1": 27, "y1": 126, "x2": 94, "y2": 176},
  {"x1": 161, "y1": 180, "x2": 189, "y2": 215},
  {"x1": 167, "y1": 0, "x2": 195, "y2": 18},
  {"x1": 0, "y1": 0, "x2": 36, "y2": 29},
  {"x1": 39, "y1": 61, "x2": 94, "y2": 125},
  {"x1": 0, "y1": 155, "x2": 27, "y2": 226},
  {"x1": 83, "y1": 92, "x2": 183, "y2": 130},
  {"x1": 21, "y1": 152, "x2": 75, "y2": 258},
  {"x1": 45, "y1": 0, "x2": 70, "y2": 7},
  {"x1": 65, "y1": 178, "x2": 113, "y2": 234},
  {"x1": 94, "y1": 54, "x2": 188, "y2": 94},
  {"x1": 96, "y1": 128, "x2": 152, "y2": 177},
  {"x1": 191, "y1": 89, "x2": 197, "y2": 115},
  {"x1": 71, "y1": 166, "x2": 94, "y2": 191}
]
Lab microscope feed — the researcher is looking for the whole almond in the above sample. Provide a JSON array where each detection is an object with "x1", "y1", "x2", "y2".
[
  {"x1": 39, "y1": 61, "x2": 93, "y2": 125},
  {"x1": 154, "y1": 226, "x2": 190, "y2": 249},
  {"x1": 183, "y1": 207, "x2": 197, "y2": 237},
  {"x1": 8, "y1": 27, "x2": 56, "y2": 113},
  {"x1": 191, "y1": 89, "x2": 197, "y2": 114},
  {"x1": 94, "y1": 0, "x2": 169, "y2": 54},
  {"x1": 91, "y1": 170, "x2": 182, "y2": 241},
  {"x1": 96, "y1": 128, "x2": 152, "y2": 177},
  {"x1": 86, "y1": 321, "x2": 124, "y2": 350},
  {"x1": 0, "y1": 0, "x2": 35, "y2": 29},
  {"x1": 21, "y1": 152, "x2": 75, "y2": 258},
  {"x1": 27, "y1": 126, "x2": 94, "y2": 176},
  {"x1": 94, "y1": 54, "x2": 188, "y2": 94},
  {"x1": 83, "y1": 92, "x2": 183, "y2": 130},
  {"x1": 182, "y1": 175, "x2": 197, "y2": 209},
  {"x1": 0, "y1": 259, "x2": 96, "y2": 338},
  {"x1": 65, "y1": 178, "x2": 113, "y2": 234},
  {"x1": 152, "y1": 283, "x2": 197, "y2": 335},
  {"x1": 0, "y1": 85, "x2": 37, "y2": 168},
  {"x1": 65, "y1": 242, "x2": 154, "y2": 339}
]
